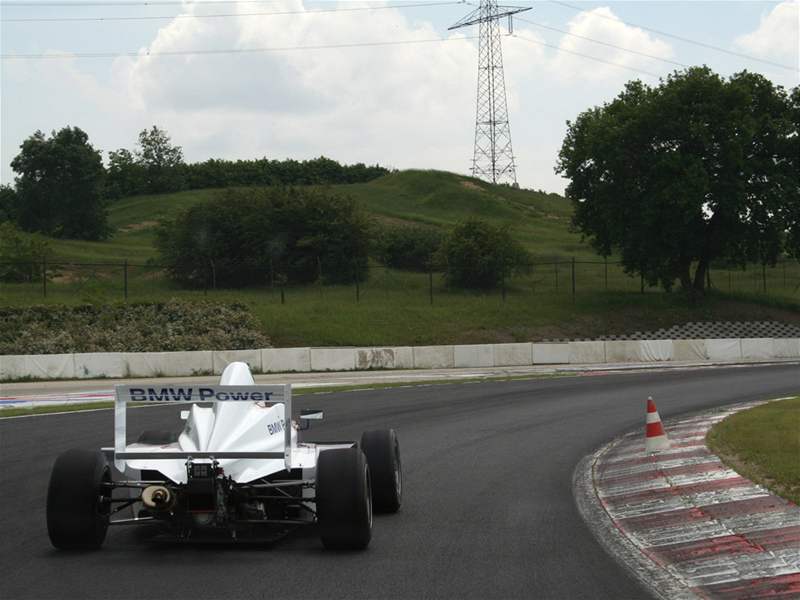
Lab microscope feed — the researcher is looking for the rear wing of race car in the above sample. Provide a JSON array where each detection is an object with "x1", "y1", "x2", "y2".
[{"x1": 113, "y1": 384, "x2": 292, "y2": 472}]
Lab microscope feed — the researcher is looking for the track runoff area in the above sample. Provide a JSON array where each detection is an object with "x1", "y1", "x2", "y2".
[{"x1": 1, "y1": 362, "x2": 798, "y2": 599}]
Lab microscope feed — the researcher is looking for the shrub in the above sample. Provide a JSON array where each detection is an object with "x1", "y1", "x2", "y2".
[
  {"x1": 439, "y1": 219, "x2": 530, "y2": 289},
  {"x1": 0, "y1": 222, "x2": 50, "y2": 282},
  {"x1": 372, "y1": 223, "x2": 442, "y2": 271},
  {"x1": 0, "y1": 301, "x2": 270, "y2": 355},
  {"x1": 155, "y1": 187, "x2": 371, "y2": 288}
]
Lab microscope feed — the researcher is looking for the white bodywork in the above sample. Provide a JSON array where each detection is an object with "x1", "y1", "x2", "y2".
[{"x1": 115, "y1": 363, "x2": 319, "y2": 484}]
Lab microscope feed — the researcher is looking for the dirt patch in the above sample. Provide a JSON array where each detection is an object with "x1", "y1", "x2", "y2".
[
  {"x1": 120, "y1": 220, "x2": 159, "y2": 232},
  {"x1": 461, "y1": 180, "x2": 485, "y2": 192}
]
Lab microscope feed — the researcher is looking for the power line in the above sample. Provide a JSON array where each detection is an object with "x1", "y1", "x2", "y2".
[
  {"x1": 0, "y1": 33, "x2": 478, "y2": 59},
  {"x1": 0, "y1": 0, "x2": 281, "y2": 6},
  {"x1": 548, "y1": 0, "x2": 798, "y2": 73},
  {"x1": 515, "y1": 16, "x2": 690, "y2": 69},
  {"x1": 512, "y1": 32, "x2": 662, "y2": 79},
  {"x1": 2, "y1": 0, "x2": 463, "y2": 22}
]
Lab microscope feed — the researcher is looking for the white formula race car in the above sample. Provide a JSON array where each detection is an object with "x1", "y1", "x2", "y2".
[{"x1": 46, "y1": 362, "x2": 401, "y2": 550}]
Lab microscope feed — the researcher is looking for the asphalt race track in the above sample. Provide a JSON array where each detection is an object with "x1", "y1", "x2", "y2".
[{"x1": 1, "y1": 364, "x2": 798, "y2": 600}]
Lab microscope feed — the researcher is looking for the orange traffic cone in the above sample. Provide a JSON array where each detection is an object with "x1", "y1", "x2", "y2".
[{"x1": 645, "y1": 396, "x2": 670, "y2": 453}]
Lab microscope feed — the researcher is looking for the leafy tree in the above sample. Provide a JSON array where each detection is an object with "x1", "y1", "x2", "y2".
[
  {"x1": 0, "y1": 222, "x2": 50, "y2": 282},
  {"x1": 10, "y1": 127, "x2": 109, "y2": 240},
  {"x1": 0, "y1": 185, "x2": 15, "y2": 223},
  {"x1": 155, "y1": 187, "x2": 371, "y2": 288},
  {"x1": 373, "y1": 223, "x2": 442, "y2": 271},
  {"x1": 557, "y1": 67, "x2": 798, "y2": 295},
  {"x1": 135, "y1": 126, "x2": 185, "y2": 193},
  {"x1": 106, "y1": 148, "x2": 144, "y2": 199},
  {"x1": 439, "y1": 219, "x2": 530, "y2": 289}
]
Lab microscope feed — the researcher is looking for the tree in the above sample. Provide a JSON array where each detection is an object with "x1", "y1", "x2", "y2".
[
  {"x1": 0, "y1": 222, "x2": 50, "y2": 282},
  {"x1": 10, "y1": 127, "x2": 109, "y2": 240},
  {"x1": 439, "y1": 219, "x2": 530, "y2": 289},
  {"x1": 155, "y1": 187, "x2": 371, "y2": 288},
  {"x1": 135, "y1": 126, "x2": 185, "y2": 193},
  {"x1": 0, "y1": 185, "x2": 15, "y2": 223},
  {"x1": 372, "y1": 223, "x2": 442, "y2": 271},
  {"x1": 106, "y1": 148, "x2": 144, "y2": 199},
  {"x1": 556, "y1": 67, "x2": 798, "y2": 295}
]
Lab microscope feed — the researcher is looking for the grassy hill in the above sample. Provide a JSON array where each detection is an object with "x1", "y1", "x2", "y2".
[
  {"x1": 43, "y1": 170, "x2": 586, "y2": 263},
  {"x1": 3, "y1": 169, "x2": 797, "y2": 351}
]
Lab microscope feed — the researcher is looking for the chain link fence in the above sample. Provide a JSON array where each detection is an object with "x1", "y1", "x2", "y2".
[{"x1": 1, "y1": 258, "x2": 798, "y2": 304}]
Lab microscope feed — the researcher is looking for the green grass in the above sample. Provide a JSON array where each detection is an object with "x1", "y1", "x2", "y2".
[
  {"x1": 707, "y1": 397, "x2": 800, "y2": 505},
  {"x1": 39, "y1": 171, "x2": 579, "y2": 263},
  {"x1": 1, "y1": 169, "x2": 797, "y2": 349}
]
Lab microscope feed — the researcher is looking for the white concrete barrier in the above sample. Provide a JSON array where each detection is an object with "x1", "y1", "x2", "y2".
[
  {"x1": 493, "y1": 343, "x2": 532, "y2": 367},
  {"x1": 74, "y1": 352, "x2": 126, "y2": 379},
  {"x1": 640, "y1": 340, "x2": 673, "y2": 362},
  {"x1": 356, "y1": 347, "x2": 413, "y2": 370},
  {"x1": 212, "y1": 349, "x2": 262, "y2": 375},
  {"x1": 3, "y1": 336, "x2": 799, "y2": 382},
  {"x1": 740, "y1": 338, "x2": 774, "y2": 360},
  {"x1": 262, "y1": 347, "x2": 311, "y2": 373},
  {"x1": 706, "y1": 339, "x2": 742, "y2": 361},
  {"x1": 605, "y1": 341, "x2": 643, "y2": 363},
  {"x1": 532, "y1": 343, "x2": 569, "y2": 364},
  {"x1": 413, "y1": 345, "x2": 454, "y2": 369},
  {"x1": 774, "y1": 338, "x2": 800, "y2": 358},
  {"x1": 310, "y1": 348, "x2": 355, "y2": 371},
  {"x1": 454, "y1": 344, "x2": 494, "y2": 368},
  {"x1": 125, "y1": 351, "x2": 213, "y2": 377},
  {"x1": 673, "y1": 339, "x2": 707, "y2": 361},
  {"x1": 569, "y1": 341, "x2": 606, "y2": 364},
  {"x1": 1, "y1": 353, "x2": 75, "y2": 380}
]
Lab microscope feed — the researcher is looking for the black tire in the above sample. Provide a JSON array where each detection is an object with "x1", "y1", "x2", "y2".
[
  {"x1": 136, "y1": 430, "x2": 178, "y2": 445},
  {"x1": 360, "y1": 429, "x2": 402, "y2": 513},
  {"x1": 46, "y1": 449, "x2": 111, "y2": 550},
  {"x1": 316, "y1": 448, "x2": 372, "y2": 550}
]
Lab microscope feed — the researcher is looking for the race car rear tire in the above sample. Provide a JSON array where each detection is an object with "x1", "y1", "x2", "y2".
[
  {"x1": 316, "y1": 448, "x2": 372, "y2": 550},
  {"x1": 46, "y1": 449, "x2": 111, "y2": 550},
  {"x1": 360, "y1": 429, "x2": 402, "y2": 513},
  {"x1": 136, "y1": 430, "x2": 178, "y2": 445}
]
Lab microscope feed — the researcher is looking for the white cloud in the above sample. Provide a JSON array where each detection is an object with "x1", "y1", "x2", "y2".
[
  {"x1": 545, "y1": 7, "x2": 673, "y2": 83},
  {"x1": 117, "y1": 0, "x2": 480, "y2": 172},
  {"x1": 735, "y1": 0, "x2": 799, "y2": 65}
]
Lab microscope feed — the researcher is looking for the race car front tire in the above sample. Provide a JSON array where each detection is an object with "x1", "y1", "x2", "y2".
[
  {"x1": 316, "y1": 447, "x2": 372, "y2": 550},
  {"x1": 360, "y1": 429, "x2": 402, "y2": 513},
  {"x1": 47, "y1": 449, "x2": 111, "y2": 550}
]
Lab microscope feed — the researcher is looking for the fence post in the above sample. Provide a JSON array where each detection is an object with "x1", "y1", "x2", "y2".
[
  {"x1": 762, "y1": 263, "x2": 767, "y2": 294},
  {"x1": 571, "y1": 257, "x2": 576, "y2": 303},
  {"x1": 604, "y1": 257, "x2": 608, "y2": 290},
  {"x1": 640, "y1": 270, "x2": 644, "y2": 294},
  {"x1": 317, "y1": 256, "x2": 323, "y2": 298},
  {"x1": 42, "y1": 257, "x2": 47, "y2": 298},
  {"x1": 554, "y1": 262, "x2": 559, "y2": 292},
  {"x1": 428, "y1": 268, "x2": 433, "y2": 306},
  {"x1": 123, "y1": 259, "x2": 128, "y2": 301},
  {"x1": 706, "y1": 266, "x2": 711, "y2": 290},
  {"x1": 354, "y1": 265, "x2": 360, "y2": 303}
]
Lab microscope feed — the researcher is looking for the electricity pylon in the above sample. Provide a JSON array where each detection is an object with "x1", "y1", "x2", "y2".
[{"x1": 450, "y1": 1, "x2": 530, "y2": 185}]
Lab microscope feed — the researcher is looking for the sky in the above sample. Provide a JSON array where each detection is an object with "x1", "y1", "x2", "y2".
[{"x1": 1, "y1": 0, "x2": 798, "y2": 193}]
